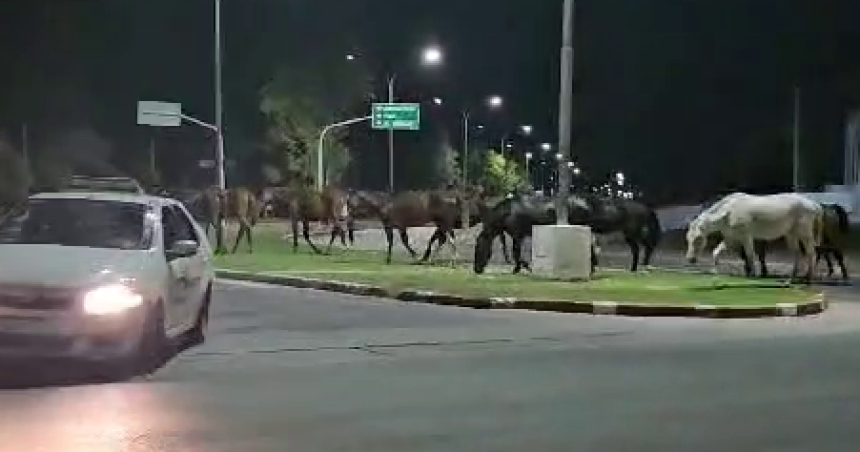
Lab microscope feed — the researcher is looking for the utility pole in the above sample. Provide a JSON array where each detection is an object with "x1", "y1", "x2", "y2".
[
  {"x1": 556, "y1": 0, "x2": 575, "y2": 224},
  {"x1": 387, "y1": 74, "x2": 397, "y2": 194},
  {"x1": 149, "y1": 135, "x2": 157, "y2": 184},
  {"x1": 461, "y1": 110, "x2": 470, "y2": 229},
  {"x1": 792, "y1": 84, "x2": 801, "y2": 192},
  {"x1": 214, "y1": 0, "x2": 226, "y2": 190}
]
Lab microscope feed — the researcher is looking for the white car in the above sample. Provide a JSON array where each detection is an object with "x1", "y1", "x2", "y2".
[{"x1": 0, "y1": 191, "x2": 215, "y2": 376}]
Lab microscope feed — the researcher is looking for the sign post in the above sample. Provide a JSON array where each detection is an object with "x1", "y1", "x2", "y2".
[
  {"x1": 372, "y1": 103, "x2": 421, "y2": 131},
  {"x1": 137, "y1": 100, "x2": 225, "y2": 189}
]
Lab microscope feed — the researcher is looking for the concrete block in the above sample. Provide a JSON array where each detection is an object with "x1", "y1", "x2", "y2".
[{"x1": 531, "y1": 224, "x2": 592, "y2": 280}]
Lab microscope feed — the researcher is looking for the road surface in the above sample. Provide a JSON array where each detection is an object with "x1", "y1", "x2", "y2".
[{"x1": 2, "y1": 281, "x2": 860, "y2": 450}]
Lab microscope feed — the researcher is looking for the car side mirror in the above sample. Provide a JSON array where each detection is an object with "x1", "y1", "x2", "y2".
[{"x1": 167, "y1": 239, "x2": 199, "y2": 259}]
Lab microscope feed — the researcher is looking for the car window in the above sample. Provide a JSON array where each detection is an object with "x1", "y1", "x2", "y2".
[
  {"x1": 0, "y1": 198, "x2": 150, "y2": 250},
  {"x1": 161, "y1": 205, "x2": 197, "y2": 250}
]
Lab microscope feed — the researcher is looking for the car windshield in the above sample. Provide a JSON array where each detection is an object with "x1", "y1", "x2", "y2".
[{"x1": 0, "y1": 198, "x2": 151, "y2": 250}]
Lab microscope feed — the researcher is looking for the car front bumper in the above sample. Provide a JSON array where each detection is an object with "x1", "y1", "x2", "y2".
[{"x1": 0, "y1": 306, "x2": 147, "y2": 363}]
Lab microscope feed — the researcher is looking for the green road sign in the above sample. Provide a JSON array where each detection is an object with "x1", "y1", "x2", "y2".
[{"x1": 372, "y1": 103, "x2": 421, "y2": 131}]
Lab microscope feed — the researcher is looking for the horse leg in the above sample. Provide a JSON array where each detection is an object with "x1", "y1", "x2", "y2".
[
  {"x1": 624, "y1": 234, "x2": 640, "y2": 272},
  {"x1": 499, "y1": 232, "x2": 512, "y2": 264},
  {"x1": 446, "y1": 229, "x2": 460, "y2": 267},
  {"x1": 303, "y1": 220, "x2": 322, "y2": 254},
  {"x1": 740, "y1": 237, "x2": 756, "y2": 278},
  {"x1": 384, "y1": 225, "x2": 395, "y2": 264},
  {"x1": 346, "y1": 218, "x2": 356, "y2": 246},
  {"x1": 399, "y1": 229, "x2": 418, "y2": 259},
  {"x1": 215, "y1": 216, "x2": 226, "y2": 254},
  {"x1": 754, "y1": 240, "x2": 768, "y2": 278},
  {"x1": 419, "y1": 229, "x2": 442, "y2": 263},
  {"x1": 799, "y1": 235, "x2": 816, "y2": 284},
  {"x1": 832, "y1": 248, "x2": 850, "y2": 281},
  {"x1": 291, "y1": 217, "x2": 300, "y2": 252},
  {"x1": 325, "y1": 226, "x2": 339, "y2": 255},
  {"x1": 512, "y1": 236, "x2": 525, "y2": 274}
]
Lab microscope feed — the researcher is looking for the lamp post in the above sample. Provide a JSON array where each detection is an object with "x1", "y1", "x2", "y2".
[
  {"x1": 214, "y1": 0, "x2": 226, "y2": 190},
  {"x1": 383, "y1": 45, "x2": 443, "y2": 194},
  {"x1": 555, "y1": 0, "x2": 575, "y2": 224},
  {"x1": 459, "y1": 95, "x2": 504, "y2": 229}
]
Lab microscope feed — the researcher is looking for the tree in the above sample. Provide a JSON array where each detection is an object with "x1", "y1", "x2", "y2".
[
  {"x1": 480, "y1": 150, "x2": 527, "y2": 195},
  {"x1": 435, "y1": 142, "x2": 461, "y2": 186},
  {"x1": 33, "y1": 127, "x2": 118, "y2": 189},
  {"x1": 260, "y1": 58, "x2": 372, "y2": 186}
]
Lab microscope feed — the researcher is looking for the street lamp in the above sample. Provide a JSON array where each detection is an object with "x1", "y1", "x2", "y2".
[
  {"x1": 422, "y1": 46, "x2": 444, "y2": 66},
  {"x1": 525, "y1": 152, "x2": 534, "y2": 188},
  {"x1": 346, "y1": 54, "x2": 356, "y2": 61},
  {"x1": 432, "y1": 97, "x2": 443, "y2": 106},
  {"x1": 521, "y1": 125, "x2": 533, "y2": 135},
  {"x1": 214, "y1": 0, "x2": 226, "y2": 190},
  {"x1": 488, "y1": 95, "x2": 504, "y2": 108},
  {"x1": 385, "y1": 44, "x2": 444, "y2": 193},
  {"x1": 615, "y1": 171, "x2": 626, "y2": 186},
  {"x1": 556, "y1": 152, "x2": 563, "y2": 160},
  {"x1": 541, "y1": 143, "x2": 552, "y2": 152}
]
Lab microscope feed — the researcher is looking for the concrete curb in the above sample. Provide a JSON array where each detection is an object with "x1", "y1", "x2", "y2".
[{"x1": 216, "y1": 270, "x2": 828, "y2": 319}]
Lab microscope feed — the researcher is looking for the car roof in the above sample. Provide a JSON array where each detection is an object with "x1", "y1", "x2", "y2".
[{"x1": 29, "y1": 191, "x2": 178, "y2": 208}]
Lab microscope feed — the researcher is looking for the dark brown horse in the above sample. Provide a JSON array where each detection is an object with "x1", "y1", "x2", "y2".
[
  {"x1": 197, "y1": 186, "x2": 261, "y2": 254},
  {"x1": 349, "y1": 189, "x2": 464, "y2": 264},
  {"x1": 278, "y1": 184, "x2": 350, "y2": 254}
]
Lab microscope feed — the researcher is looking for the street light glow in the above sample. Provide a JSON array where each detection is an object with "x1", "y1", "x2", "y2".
[
  {"x1": 525, "y1": 152, "x2": 533, "y2": 159},
  {"x1": 422, "y1": 46, "x2": 444, "y2": 65},
  {"x1": 615, "y1": 172, "x2": 626, "y2": 185},
  {"x1": 346, "y1": 54, "x2": 356, "y2": 61},
  {"x1": 573, "y1": 167, "x2": 581, "y2": 176},
  {"x1": 541, "y1": 143, "x2": 552, "y2": 151},
  {"x1": 555, "y1": 152, "x2": 563, "y2": 160},
  {"x1": 487, "y1": 95, "x2": 504, "y2": 108},
  {"x1": 432, "y1": 97, "x2": 443, "y2": 105},
  {"x1": 520, "y1": 125, "x2": 533, "y2": 135}
]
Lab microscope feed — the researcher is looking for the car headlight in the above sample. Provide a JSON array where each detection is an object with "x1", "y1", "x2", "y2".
[{"x1": 82, "y1": 284, "x2": 144, "y2": 316}]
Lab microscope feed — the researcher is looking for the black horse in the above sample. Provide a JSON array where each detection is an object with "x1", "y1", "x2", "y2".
[
  {"x1": 733, "y1": 203, "x2": 851, "y2": 280},
  {"x1": 474, "y1": 194, "x2": 662, "y2": 274}
]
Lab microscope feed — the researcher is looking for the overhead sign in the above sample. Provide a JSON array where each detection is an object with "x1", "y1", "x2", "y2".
[
  {"x1": 372, "y1": 103, "x2": 421, "y2": 131},
  {"x1": 137, "y1": 101, "x2": 182, "y2": 127}
]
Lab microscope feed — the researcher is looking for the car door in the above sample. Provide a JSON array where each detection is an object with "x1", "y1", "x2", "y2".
[
  {"x1": 161, "y1": 206, "x2": 197, "y2": 331},
  {"x1": 171, "y1": 204, "x2": 208, "y2": 319}
]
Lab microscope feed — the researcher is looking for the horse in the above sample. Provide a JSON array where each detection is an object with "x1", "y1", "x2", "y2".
[
  {"x1": 473, "y1": 193, "x2": 661, "y2": 275},
  {"x1": 348, "y1": 189, "x2": 463, "y2": 265},
  {"x1": 712, "y1": 203, "x2": 850, "y2": 280},
  {"x1": 423, "y1": 191, "x2": 514, "y2": 264},
  {"x1": 279, "y1": 184, "x2": 350, "y2": 255},
  {"x1": 685, "y1": 192, "x2": 823, "y2": 281},
  {"x1": 195, "y1": 186, "x2": 261, "y2": 254}
]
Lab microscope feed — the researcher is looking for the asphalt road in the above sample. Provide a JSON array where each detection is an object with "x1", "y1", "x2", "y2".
[{"x1": 2, "y1": 280, "x2": 860, "y2": 451}]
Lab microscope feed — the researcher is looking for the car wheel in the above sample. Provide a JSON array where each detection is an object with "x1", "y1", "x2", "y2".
[{"x1": 186, "y1": 285, "x2": 212, "y2": 347}]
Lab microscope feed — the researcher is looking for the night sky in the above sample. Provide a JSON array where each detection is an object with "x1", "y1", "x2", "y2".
[{"x1": 1, "y1": 0, "x2": 858, "y2": 203}]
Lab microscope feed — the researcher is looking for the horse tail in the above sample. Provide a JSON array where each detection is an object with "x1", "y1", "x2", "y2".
[
  {"x1": 644, "y1": 208, "x2": 662, "y2": 248},
  {"x1": 833, "y1": 204, "x2": 850, "y2": 235}
]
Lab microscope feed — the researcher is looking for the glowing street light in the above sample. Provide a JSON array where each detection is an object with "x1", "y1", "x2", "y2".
[
  {"x1": 345, "y1": 54, "x2": 356, "y2": 61},
  {"x1": 555, "y1": 152, "x2": 563, "y2": 160},
  {"x1": 432, "y1": 97, "x2": 443, "y2": 106},
  {"x1": 525, "y1": 152, "x2": 533, "y2": 160},
  {"x1": 520, "y1": 125, "x2": 533, "y2": 135},
  {"x1": 541, "y1": 143, "x2": 552, "y2": 151},
  {"x1": 615, "y1": 171, "x2": 626, "y2": 186},
  {"x1": 487, "y1": 95, "x2": 504, "y2": 108},
  {"x1": 573, "y1": 167, "x2": 581, "y2": 176},
  {"x1": 422, "y1": 46, "x2": 444, "y2": 66}
]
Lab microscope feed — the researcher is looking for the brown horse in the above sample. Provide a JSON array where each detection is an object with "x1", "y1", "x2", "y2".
[
  {"x1": 280, "y1": 185, "x2": 350, "y2": 254},
  {"x1": 198, "y1": 186, "x2": 261, "y2": 254},
  {"x1": 349, "y1": 188, "x2": 464, "y2": 265}
]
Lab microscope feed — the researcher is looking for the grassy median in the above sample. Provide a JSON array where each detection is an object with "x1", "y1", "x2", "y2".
[{"x1": 214, "y1": 225, "x2": 816, "y2": 306}]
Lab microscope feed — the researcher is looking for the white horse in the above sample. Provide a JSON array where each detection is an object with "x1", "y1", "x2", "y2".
[{"x1": 685, "y1": 192, "x2": 824, "y2": 281}]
